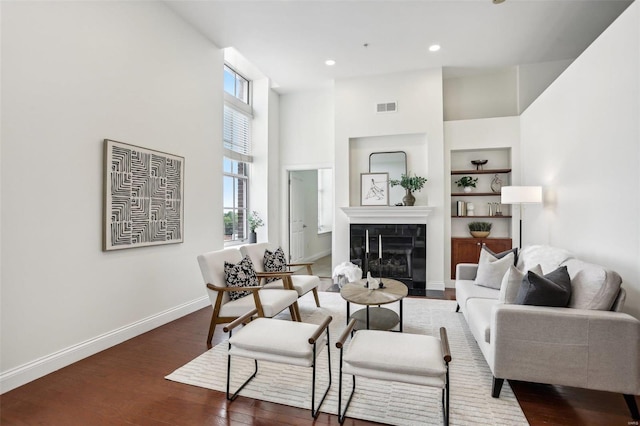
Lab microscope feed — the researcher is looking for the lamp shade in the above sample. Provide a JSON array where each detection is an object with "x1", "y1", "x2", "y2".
[{"x1": 501, "y1": 186, "x2": 542, "y2": 204}]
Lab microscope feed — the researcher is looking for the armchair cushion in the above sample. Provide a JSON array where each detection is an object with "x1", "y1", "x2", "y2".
[
  {"x1": 219, "y1": 288, "x2": 299, "y2": 318},
  {"x1": 515, "y1": 266, "x2": 571, "y2": 307},
  {"x1": 224, "y1": 256, "x2": 259, "y2": 301},
  {"x1": 263, "y1": 247, "x2": 287, "y2": 283}
]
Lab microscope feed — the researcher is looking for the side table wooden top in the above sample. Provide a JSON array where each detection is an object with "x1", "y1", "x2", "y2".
[{"x1": 340, "y1": 278, "x2": 408, "y2": 306}]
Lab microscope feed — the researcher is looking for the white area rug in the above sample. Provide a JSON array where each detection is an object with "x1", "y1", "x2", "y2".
[{"x1": 166, "y1": 292, "x2": 528, "y2": 425}]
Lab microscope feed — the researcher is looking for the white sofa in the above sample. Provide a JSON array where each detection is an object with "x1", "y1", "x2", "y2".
[{"x1": 455, "y1": 245, "x2": 640, "y2": 420}]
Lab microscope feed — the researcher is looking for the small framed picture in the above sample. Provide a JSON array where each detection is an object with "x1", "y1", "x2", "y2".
[{"x1": 361, "y1": 173, "x2": 389, "y2": 206}]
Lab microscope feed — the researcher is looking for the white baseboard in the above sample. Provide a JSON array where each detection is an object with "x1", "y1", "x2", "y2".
[
  {"x1": 0, "y1": 296, "x2": 210, "y2": 394},
  {"x1": 427, "y1": 280, "x2": 446, "y2": 291}
]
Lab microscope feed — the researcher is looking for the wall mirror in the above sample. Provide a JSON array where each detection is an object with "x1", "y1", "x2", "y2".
[{"x1": 369, "y1": 151, "x2": 407, "y2": 206}]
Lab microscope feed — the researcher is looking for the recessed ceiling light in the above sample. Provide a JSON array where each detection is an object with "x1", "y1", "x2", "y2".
[
  {"x1": 325, "y1": 59, "x2": 336, "y2": 66},
  {"x1": 429, "y1": 44, "x2": 441, "y2": 52},
  {"x1": 493, "y1": 0, "x2": 506, "y2": 4}
]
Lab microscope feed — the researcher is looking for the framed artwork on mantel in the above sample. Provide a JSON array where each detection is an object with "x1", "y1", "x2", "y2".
[
  {"x1": 360, "y1": 172, "x2": 389, "y2": 206},
  {"x1": 103, "y1": 139, "x2": 184, "y2": 251}
]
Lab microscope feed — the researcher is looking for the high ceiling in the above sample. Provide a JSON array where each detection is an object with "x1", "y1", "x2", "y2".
[{"x1": 165, "y1": 0, "x2": 632, "y2": 94}]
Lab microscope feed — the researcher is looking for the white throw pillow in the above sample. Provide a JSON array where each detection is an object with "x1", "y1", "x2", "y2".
[
  {"x1": 499, "y1": 264, "x2": 543, "y2": 304},
  {"x1": 474, "y1": 250, "x2": 514, "y2": 290}
]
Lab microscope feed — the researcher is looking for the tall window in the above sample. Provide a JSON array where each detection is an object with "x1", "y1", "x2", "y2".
[{"x1": 223, "y1": 65, "x2": 252, "y2": 242}]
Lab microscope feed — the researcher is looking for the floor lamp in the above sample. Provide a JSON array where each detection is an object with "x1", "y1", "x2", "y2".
[{"x1": 501, "y1": 186, "x2": 542, "y2": 249}]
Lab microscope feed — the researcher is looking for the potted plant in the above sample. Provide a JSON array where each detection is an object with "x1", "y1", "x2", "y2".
[
  {"x1": 389, "y1": 173, "x2": 428, "y2": 206},
  {"x1": 468, "y1": 221, "x2": 492, "y2": 238},
  {"x1": 248, "y1": 211, "x2": 264, "y2": 243},
  {"x1": 455, "y1": 176, "x2": 479, "y2": 193}
]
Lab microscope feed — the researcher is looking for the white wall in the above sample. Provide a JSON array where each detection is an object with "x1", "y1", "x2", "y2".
[
  {"x1": 443, "y1": 68, "x2": 518, "y2": 121},
  {"x1": 517, "y1": 59, "x2": 573, "y2": 113},
  {"x1": 250, "y1": 78, "x2": 280, "y2": 244},
  {"x1": 520, "y1": 2, "x2": 640, "y2": 318},
  {"x1": 334, "y1": 69, "x2": 445, "y2": 289},
  {"x1": 279, "y1": 89, "x2": 335, "y2": 167},
  {"x1": 279, "y1": 89, "x2": 334, "y2": 253},
  {"x1": 1, "y1": 1, "x2": 222, "y2": 391},
  {"x1": 267, "y1": 87, "x2": 281, "y2": 245}
]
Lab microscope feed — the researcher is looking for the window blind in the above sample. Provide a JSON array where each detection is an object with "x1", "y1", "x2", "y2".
[{"x1": 223, "y1": 104, "x2": 252, "y2": 163}]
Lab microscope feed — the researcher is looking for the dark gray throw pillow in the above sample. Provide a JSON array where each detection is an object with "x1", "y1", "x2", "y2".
[
  {"x1": 515, "y1": 266, "x2": 571, "y2": 307},
  {"x1": 482, "y1": 245, "x2": 518, "y2": 266}
]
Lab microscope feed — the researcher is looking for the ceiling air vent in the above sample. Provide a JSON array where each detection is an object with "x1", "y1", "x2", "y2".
[{"x1": 376, "y1": 101, "x2": 397, "y2": 113}]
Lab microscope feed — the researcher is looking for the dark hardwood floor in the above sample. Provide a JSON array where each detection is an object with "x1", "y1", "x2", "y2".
[{"x1": 1, "y1": 288, "x2": 637, "y2": 425}]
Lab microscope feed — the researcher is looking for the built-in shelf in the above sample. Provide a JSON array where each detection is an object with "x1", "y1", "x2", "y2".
[
  {"x1": 451, "y1": 192, "x2": 502, "y2": 197},
  {"x1": 450, "y1": 148, "x2": 513, "y2": 274},
  {"x1": 452, "y1": 215, "x2": 512, "y2": 218},
  {"x1": 451, "y1": 168, "x2": 511, "y2": 175}
]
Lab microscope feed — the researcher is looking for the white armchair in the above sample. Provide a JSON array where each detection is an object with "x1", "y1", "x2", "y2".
[{"x1": 197, "y1": 247, "x2": 300, "y2": 346}]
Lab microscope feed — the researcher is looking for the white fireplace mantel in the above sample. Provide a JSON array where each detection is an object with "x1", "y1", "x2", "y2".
[{"x1": 341, "y1": 206, "x2": 433, "y2": 224}]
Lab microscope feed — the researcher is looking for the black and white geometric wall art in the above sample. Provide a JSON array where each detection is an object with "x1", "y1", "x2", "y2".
[{"x1": 103, "y1": 139, "x2": 184, "y2": 251}]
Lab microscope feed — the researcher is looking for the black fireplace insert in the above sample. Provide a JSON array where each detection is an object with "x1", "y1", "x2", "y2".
[{"x1": 349, "y1": 223, "x2": 426, "y2": 296}]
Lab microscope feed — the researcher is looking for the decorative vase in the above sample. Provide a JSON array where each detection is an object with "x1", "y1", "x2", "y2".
[
  {"x1": 470, "y1": 231, "x2": 490, "y2": 238},
  {"x1": 403, "y1": 189, "x2": 416, "y2": 206},
  {"x1": 249, "y1": 232, "x2": 257, "y2": 243},
  {"x1": 463, "y1": 186, "x2": 472, "y2": 193}
]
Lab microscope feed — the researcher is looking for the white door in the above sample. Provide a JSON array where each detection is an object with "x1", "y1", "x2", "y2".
[{"x1": 289, "y1": 174, "x2": 306, "y2": 263}]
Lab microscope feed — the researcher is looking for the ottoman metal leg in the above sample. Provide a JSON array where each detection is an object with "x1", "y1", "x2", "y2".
[{"x1": 226, "y1": 348, "x2": 258, "y2": 401}]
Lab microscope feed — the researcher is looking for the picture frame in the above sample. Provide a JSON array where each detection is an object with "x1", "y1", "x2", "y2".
[
  {"x1": 103, "y1": 139, "x2": 184, "y2": 251},
  {"x1": 360, "y1": 172, "x2": 389, "y2": 206}
]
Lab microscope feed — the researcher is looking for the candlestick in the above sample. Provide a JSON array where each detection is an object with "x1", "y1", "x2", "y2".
[
  {"x1": 365, "y1": 230, "x2": 369, "y2": 254},
  {"x1": 378, "y1": 235, "x2": 383, "y2": 280},
  {"x1": 363, "y1": 252, "x2": 369, "y2": 282}
]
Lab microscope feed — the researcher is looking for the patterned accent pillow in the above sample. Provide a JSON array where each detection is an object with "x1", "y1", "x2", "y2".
[
  {"x1": 224, "y1": 256, "x2": 258, "y2": 301},
  {"x1": 264, "y1": 247, "x2": 287, "y2": 283}
]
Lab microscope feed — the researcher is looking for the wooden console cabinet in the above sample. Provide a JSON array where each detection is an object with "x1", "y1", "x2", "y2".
[{"x1": 451, "y1": 237, "x2": 512, "y2": 279}]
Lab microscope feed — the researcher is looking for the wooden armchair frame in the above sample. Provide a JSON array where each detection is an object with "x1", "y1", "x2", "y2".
[{"x1": 286, "y1": 262, "x2": 321, "y2": 307}]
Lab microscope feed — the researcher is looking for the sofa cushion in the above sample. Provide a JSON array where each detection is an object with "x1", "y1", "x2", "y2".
[
  {"x1": 563, "y1": 258, "x2": 622, "y2": 311},
  {"x1": 515, "y1": 266, "x2": 572, "y2": 307},
  {"x1": 466, "y1": 298, "x2": 498, "y2": 344},
  {"x1": 474, "y1": 249, "x2": 514, "y2": 290},
  {"x1": 499, "y1": 264, "x2": 543, "y2": 304},
  {"x1": 483, "y1": 246, "x2": 518, "y2": 266},
  {"x1": 455, "y1": 280, "x2": 500, "y2": 315},
  {"x1": 517, "y1": 245, "x2": 573, "y2": 274}
]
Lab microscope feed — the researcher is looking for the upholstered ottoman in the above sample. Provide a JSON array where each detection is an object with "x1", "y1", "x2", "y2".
[
  {"x1": 223, "y1": 308, "x2": 332, "y2": 418},
  {"x1": 336, "y1": 319, "x2": 452, "y2": 425}
]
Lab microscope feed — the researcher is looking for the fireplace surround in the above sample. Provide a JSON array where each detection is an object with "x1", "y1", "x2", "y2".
[{"x1": 349, "y1": 223, "x2": 426, "y2": 296}]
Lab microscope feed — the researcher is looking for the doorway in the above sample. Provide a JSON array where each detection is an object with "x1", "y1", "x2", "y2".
[{"x1": 288, "y1": 169, "x2": 333, "y2": 278}]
